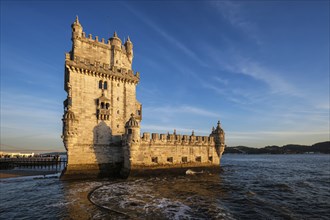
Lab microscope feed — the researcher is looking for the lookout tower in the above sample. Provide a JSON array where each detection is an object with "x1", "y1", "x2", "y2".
[{"x1": 62, "y1": 17, "x2": 142, "y2": 178}]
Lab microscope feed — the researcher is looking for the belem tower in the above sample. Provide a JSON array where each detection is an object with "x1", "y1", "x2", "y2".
[{"x1": 61, "y1": 17, "x2": 225, "y2": 179}]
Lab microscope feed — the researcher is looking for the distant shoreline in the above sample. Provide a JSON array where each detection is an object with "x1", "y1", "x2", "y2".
[{"x1": 224, "y1": 141, "x2": 329, "y2": 154}]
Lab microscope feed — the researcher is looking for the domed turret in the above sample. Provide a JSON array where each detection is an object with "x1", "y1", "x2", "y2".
[
  {"x1": 62, "y1": 108, "x2": 78, "y2": 143},
  {"x1": 63, "y1": 109, "x2": 76, "y2": 121},
  {"x1": 214, "y1": 121, "x2": 224, "y2": 134},
  {"x1": 211, "y1": 120, "x2": 225, "y2": 148},
  {"x1": 110, "y1": 32, "x2": 122, "y2": 49},
  {"x1": 71, "y1": 16, "x2": 83, "y2": 39},
  {"x1": 125, "y1": 113, "x2": 139, "y2": 128},
  {"x1": 124, "y1": 114, "x2": 140, "y2": 142}
]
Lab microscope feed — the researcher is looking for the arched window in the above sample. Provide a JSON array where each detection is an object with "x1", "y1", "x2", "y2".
[
  {"x1": 101, "y1": 102, "x2": 105, "y2": 109},
  {"x1": 99, "y1": 80, "x2": 103, "y2": 89},
  {"x1": 104, "y1": 81, "x2": 108, "y2": 90},
  {"x1": 106, "y1": 103, "x2": 110, "y2": 109}
]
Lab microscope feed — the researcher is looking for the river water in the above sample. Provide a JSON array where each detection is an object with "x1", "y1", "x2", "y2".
[{"x1": 0, "y1": 154, "x2": 329, "y2": 220}]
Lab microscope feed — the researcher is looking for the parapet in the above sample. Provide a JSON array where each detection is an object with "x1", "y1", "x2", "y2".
[
  {"x1": 70, "y1": 17, "x2": 134, "y2": 71},
  {"x1": 141, "y1": 132, "x2": 214, "y2": 146},
  {"x1": 72, "y1": 28, "x2": 131, "y2": 52},
  {"x1": 65, "y1": 54, "x2": 140, "y2": 84}
]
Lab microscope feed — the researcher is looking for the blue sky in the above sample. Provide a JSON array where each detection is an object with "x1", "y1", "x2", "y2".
[{"x1": 1, "y1": 1, "x2": 329, "y2": 152}]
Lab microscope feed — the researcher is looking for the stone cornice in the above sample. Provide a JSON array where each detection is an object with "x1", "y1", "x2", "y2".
[{"x1": 65, "y1": 58, "x2": 140, "y2": 84}]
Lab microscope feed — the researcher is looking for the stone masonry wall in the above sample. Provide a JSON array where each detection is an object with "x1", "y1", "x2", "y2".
[
  {"x1": 72, "y1": 36, "x2": 111, "y2": 66},
  {"x1": 128, "y1": 132, "x2": 222, "y2": 170},
  {"x1": 64, "y1": 64, "x2": 140, "y2": 167}
]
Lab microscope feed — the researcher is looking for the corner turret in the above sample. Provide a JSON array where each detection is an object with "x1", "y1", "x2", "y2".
[
  {"x1": 71, "y1": 16, "x2": 83, "y2": 40},
  {"x1": 110, "y1": 32, "x2": 123, "y2": 67},
  {"x1": 110, "y1": 32, "x2": 122, "y2": 49},
  {"x1": 212, "y1": 121, "x2": 225, "y2": 144},
  {"x1": 122, "y1": 114, "x2": 141, "y2": 178},
  {"x1": 62, "y1": 107, "x2": 78, "y2": 151},
  {"x1": 125, "y1": 36, "x2": 134, "y2": 64},
  {"x1": 124, "y1": 113, "x2": 140, "y2": 142},
  {"x1": 210, "y1": 120, "x2": 225, "y2": 156}
]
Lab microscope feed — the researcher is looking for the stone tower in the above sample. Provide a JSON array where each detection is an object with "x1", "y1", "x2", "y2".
[
  {"x1": 62, "y1": 17, "x2": 225, "y2": 179},
  {"x1": 62, "y1": 17, "x2": 142, "y2": 178},
  {"x1": 121, "y1": 113, "x2": 140, "y2": 177}
]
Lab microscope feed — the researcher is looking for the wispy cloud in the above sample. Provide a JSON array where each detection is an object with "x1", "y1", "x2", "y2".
[
  {"x1": 211, "y1": 0, "x2": 262, "y2": 45},
  {"x1": 230, "y1": 130, "x2": 329, "y2": 136},
  {"x1": 1, "y1": 47, "x2": 61, "y2": 86},
  {"x1": 214, "y1": 76, "x2": 229, "y2": 85},
  {"x1": 202, "y1": 78, "x2": 269, "y2": 106},
  {"x1": 122, "y1": 3, "x2": 207, "y2": 67},
  {"x1": 227, "y1": 59, "x2": 298, "y2": 96},
  {"x1": 201, "y1": 44, "x2": 300, "y2": 99},
  {"x1": 143, "y1": 105, "x2": 221, "y2": 118}
]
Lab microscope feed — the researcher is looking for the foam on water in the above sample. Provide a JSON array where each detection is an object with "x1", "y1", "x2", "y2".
[{"x1": 89, "y1": 176, "x2": 235, "y2": 219}]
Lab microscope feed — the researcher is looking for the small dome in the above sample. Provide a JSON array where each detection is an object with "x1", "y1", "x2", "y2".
[
  {"x1": 125, "y1": 36, "x2": 132, "y2": 45},
  {"x1": 64, "y1": 109, "x2": 76, "y2": 120},
  {"x1": 109, "y1": 32, "x2": 122, "y2": 47},
  {"x1": 214, "y1": 121, "x2": 224, "y2": 134},
  {"x1": 110, "y1": 32, "x2": 122, "y2": 41},
  {"x1": 72, "y1": 15, "x2": 81, "y2": 27},
  {"x1": 125, "y1": 114, "x2": 139, "y2": 128}
]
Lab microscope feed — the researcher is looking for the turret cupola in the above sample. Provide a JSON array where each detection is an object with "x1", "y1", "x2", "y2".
[
  {"x1": 71, "y1": 16, "x2": 83, "y2": 39},
  {"x1": 63, "y1": 108, "x2": 76, "y2": 121},
  {"x1": 214, "y1": 121, "x2": 224, "y2": 134},
  {"x1": 125, "y1": 113, "x2": 139, "y2": 128}
]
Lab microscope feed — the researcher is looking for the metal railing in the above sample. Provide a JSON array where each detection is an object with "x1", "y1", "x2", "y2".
[{"x1": 0, "y1": 157, "x2": 67, "y2": 172}]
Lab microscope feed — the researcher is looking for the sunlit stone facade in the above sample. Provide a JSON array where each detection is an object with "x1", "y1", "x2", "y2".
[{"x1": 62, "y1": 17, "x2": 225, "y2": 179}]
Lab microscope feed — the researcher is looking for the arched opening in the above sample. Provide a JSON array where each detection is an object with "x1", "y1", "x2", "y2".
[
  {"x1": 99, "y1": 80, "x2": 103, "y2": 89},
  {"x1": 106, "y1": 103, "x2": 110, "y2": 109},
  {"x1": 104, "y1": 81, "x2": 108, "y2": 90},
  {"x1": 101, "y1": 102, "x2": 105, "y2": 109}
]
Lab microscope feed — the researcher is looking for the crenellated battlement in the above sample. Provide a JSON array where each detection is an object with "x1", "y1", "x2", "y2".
[
  {"x1": 70, "y1": 16, "x2": 134, "y2": 71},
  {"x1": 71, "y1": 17, "x2": 130, "y2": 51},
  {"x1": 121, "y1": 115, "x2": 225, "y2": 175},
  {"x1": 141, "y1": 132, "x2": 214, "y2": 146},
  {"x1": 73, "y1": 31, "x2": 132, "y2": 54}
]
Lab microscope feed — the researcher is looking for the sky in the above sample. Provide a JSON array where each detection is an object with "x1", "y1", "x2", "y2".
[{"x1": 1, "y1": 1, "x2": 329, "y2": 152}]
